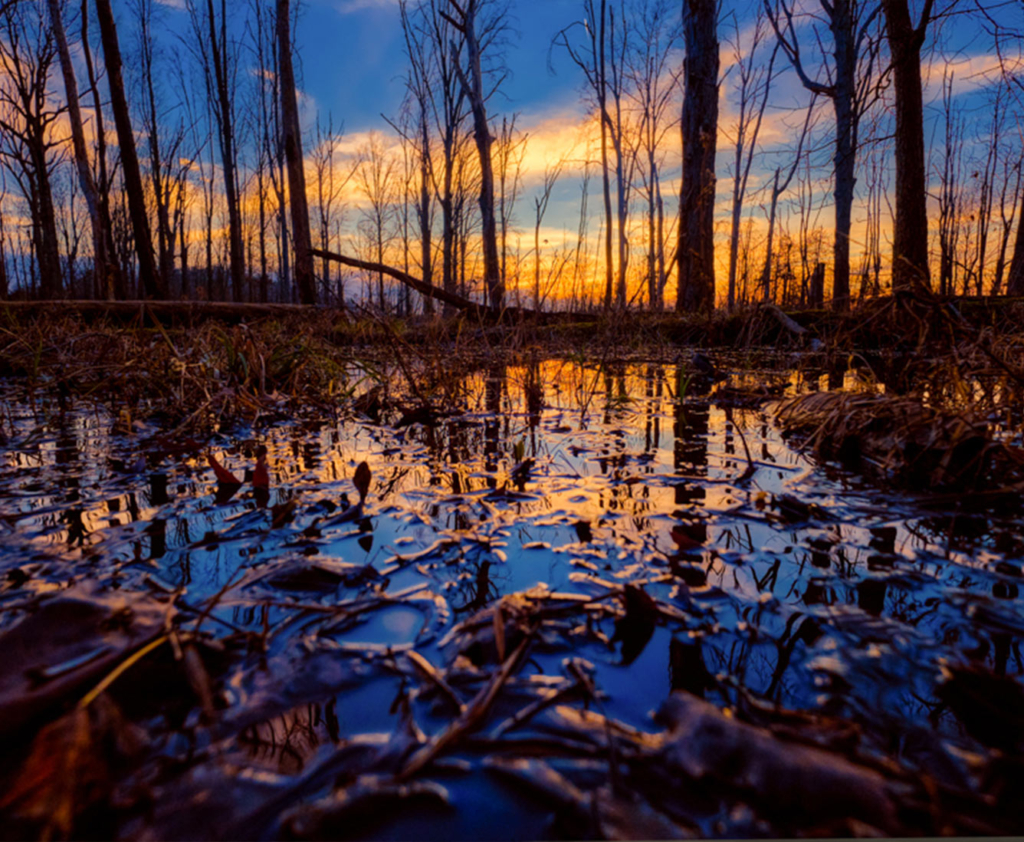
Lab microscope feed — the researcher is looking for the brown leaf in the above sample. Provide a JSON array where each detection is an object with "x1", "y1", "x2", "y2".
[
  {"x1": 0, "y1": 695, "x2": 146, "y2": 840},
  {"x1": 493, "y1": 599, "x2": 506, "y2": 663},
  {"x1": 206, "y1": 451, "x2": 241, "y2": 485},
  {"x1": 0, "y1": 587, "x2": 168, "y2": 740},
  {"x1": 353, "y1": 461, "x2": 372, "y2": 502},
  {"x1": 654, "y1": 692, "x2": 901, "y2": 833}
]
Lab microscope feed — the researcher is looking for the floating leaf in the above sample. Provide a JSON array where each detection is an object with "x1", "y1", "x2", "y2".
[
  {"x1": 353, "y1": 461, "x2": 372, "y2": 502},
  {"x1": 207, "y1": 451, "x2": 241, "y2": 486},
  {"x1": 252, "y1": 445, "x2": 270, "y2": 489}
]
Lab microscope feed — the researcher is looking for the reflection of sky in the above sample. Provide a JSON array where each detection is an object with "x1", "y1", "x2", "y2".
[{"x1": 3, "y1": 355, "x2": 1022, "y2": 760}]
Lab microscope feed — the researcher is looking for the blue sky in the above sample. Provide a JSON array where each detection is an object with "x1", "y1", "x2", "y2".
[{"x1": 296, "y1": 0, "x2": 589, "y2": 134}]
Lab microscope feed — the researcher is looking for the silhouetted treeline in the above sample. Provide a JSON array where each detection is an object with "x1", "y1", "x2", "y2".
[{"x1": 2, "y1": 0, "x2": 1024, "y2": 311}]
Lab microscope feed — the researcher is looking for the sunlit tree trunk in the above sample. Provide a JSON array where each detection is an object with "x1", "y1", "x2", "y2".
[
  {"x1": 448, "y1": 0, "x2": 502, "y2": 309},
  {"x1": 677, "y1": 0, "x2": 718, "y2": 313},
  {"x1": 276, "y1": 0, "x2": 316, "y2": 304},
  {"x1": 882, "y1": 0, "x2": 932, "y2": 292}
]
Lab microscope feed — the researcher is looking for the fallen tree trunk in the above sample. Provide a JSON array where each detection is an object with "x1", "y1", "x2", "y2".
[
  {"x1": 311, "y1": 248, "x2": 501, "y2": 318},
  {"x1": 0, "y1": 300, "x2": 317, "y2": 324}
]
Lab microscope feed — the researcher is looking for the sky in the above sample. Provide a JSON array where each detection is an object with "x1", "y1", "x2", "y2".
[
  {"x1": 7, "y1": 0, "x2": 1018, "y2": 303},
  {"x1": 296, "y1": 0, "x2": 592, "y2": 138}
]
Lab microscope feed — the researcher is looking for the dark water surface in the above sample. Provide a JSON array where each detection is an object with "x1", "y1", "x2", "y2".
[{"x1": 1, "y1": 356, "x2": 1022, "y2": 839}]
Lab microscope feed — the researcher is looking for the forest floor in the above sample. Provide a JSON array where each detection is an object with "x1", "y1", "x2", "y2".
[{"x1": 1, "y1": 299, "x2": 1023, "y2": 839}]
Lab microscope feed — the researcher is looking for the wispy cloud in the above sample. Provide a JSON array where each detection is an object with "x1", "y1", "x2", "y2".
[{"x1": 333, "y1": 0, "x2": 399, "y2": 15}]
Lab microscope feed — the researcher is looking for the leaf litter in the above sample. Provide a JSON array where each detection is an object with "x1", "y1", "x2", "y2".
[{"x1": 0, "y1": 352, "x2": 1023, "y2": 839}]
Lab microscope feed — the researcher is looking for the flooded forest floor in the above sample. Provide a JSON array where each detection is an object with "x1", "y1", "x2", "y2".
[{"x1": 2, "y1": 300, "x2": 1024, "y2": 839}]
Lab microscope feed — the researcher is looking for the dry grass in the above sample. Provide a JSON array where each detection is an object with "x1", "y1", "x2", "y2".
[{"x1": 776, "y1": 390, "x2": 1024, "y2": 491}]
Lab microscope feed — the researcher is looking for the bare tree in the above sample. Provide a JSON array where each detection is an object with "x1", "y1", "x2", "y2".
[
  {"x1": 0, "y1": 2, "x2": 64, "y2": 298},
  {"x1": 94, "y1": 0, "x2": 162, "y2": 297},
  {"x1": 48, "y1": 0, "x2": 113, "y2": 300},
  {"x1": 184, "y1": 0, "x2": 245, "y2": 301},
  {"x1": 276, "y1": 0, "x2": 315, "y2": 304},
  {"x1": 760, "y1": 96, "x2": 816, "y2": 302},
  {"x1": 766, "y1": 0, "x2": 885, "y2": 309},
  {"x1": 311, "y1": 114, "x2": 351, "y2": 304},
  {"x1": 356, "y1": 135, "x2": 399, "y2": 310},
  {"x1": 677, "y1": 0, "x2": 719, "y2": 313},
  {"x1": 442, "y1": 0, "x2": 505, "y2": 309},
  {"x1": 495, "y1": 114, "x2": 526, "y2": 296},
  {"x1": 80, "y1": 0, "x2": 124, "y2": 298},
  {"x1": 881, "y1": 0, "x2": 934, "y2": 291},
  {"x1": 533, "y1": 160, "x2": 564, "y2": 310},
  {"x1": 135, "y1": 0, "x2": 184, "y2": 294},
  {"x1": 398, "y1": 0, "x2": 437, "y2": 313},
  {"x1": 554, "y1": 0, "x2": 616, "y2": 310},
  {"x1": 624, "y1": 0, "x2": 680, "y2": 310},
  {"x1": 404, "y1": 0, "x2": 470, "y2": 311},
  {"x1": 724, "y1": 9, "x2": 777, "y2": 309}
]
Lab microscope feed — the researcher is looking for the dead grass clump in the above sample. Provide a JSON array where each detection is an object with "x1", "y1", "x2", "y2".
[{"x1": 775, "y1": 390, "x2": 1024, "y2": 491}]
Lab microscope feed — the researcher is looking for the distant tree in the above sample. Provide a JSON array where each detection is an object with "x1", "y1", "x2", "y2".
[
  {"x1": 766, "y1": 0, "x2": 886, "y2": 309},
  {"x1": 135, "y1": 0, "x2": 184, "y2": 295},
  {"x1": 724, "y1": 8, "x2": 777, "y2": 310},
  {"x1": 355, "y1": 134, "x2": 399, "y2": 309},
  {"x1": 0, "y1": 2, "x2": 64, "y2": 298},
  {"x1": 554, "y1": 0, "x2": 616, "y2": 310},
  {"x1": 760, "y1": 96, "x2": 816, "y2": 303},
  {"x1": 48, "y1": 0, "x2": 112, "y2": 300},
  {"x1": 185, "y1": 0, "x2": 245, "y2": 301},
  {"x1": 623, "y1": 0, "x2": 680, "y2": 310}
]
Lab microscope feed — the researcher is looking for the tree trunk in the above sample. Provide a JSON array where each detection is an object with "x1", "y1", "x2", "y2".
[
  {"x1": 457, "y1": 0, "x2": 502, "y2": 310},
  {"x1": 419, "y1": 112, "x2": 433, "y2": 315},
  {"x1": 80, "y1": 0, "x2": 123, "y2": 299},
  {"x1": 276, "y1": 0, "x2": 316, "y2": 305},
  {"x1": 598, "y1": 0, "x2": 614, "y2": 311},
  {"x1": 677, "y1": 0, "x2": 719, "y2": 314},
  {"x1": 761, "y1": 169, "x2": 781, "y2": 302},
  {"x1": 882, "y1": 0, "x2": 931, "y2": 292},
  {"x1": 205, "y1": 0, "x2": 245, "y2": 302},
  {"x1": 94, "y1": 0, "x2": 162, "y2": 298},
  {"x1": 1007, "y1": 211, "x2": 1024, "y2": 296},
  {"x1": 49, "y1": 0, "x2": 110, "y2": 301},
  {"x1": 829, "y1": 0, "x2": 857, "y2": 310}
]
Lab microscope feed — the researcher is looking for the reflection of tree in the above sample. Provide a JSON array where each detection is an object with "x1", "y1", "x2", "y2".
[
  {"x1": 643, "y1": 364, "x2": 665, "y2": 456},
  {"x1": 674, "y1": 367, "x2": 709, "y2": 506},
  {"x1": 238, "y1": 698, "x2": 339, "y2": 775},
  {"x1": 484, "y1": 362, "x2": 506, "y2": 488}
]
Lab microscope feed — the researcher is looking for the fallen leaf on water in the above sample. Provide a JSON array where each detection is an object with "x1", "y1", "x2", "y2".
[
  {"x1": 612, "y1": 585, "x2": 657, "y2": 666},
  {"x1": 0, "y1": 694, "x2": 147, "y2": 840},
  {"x1": 207, "y1": 451, "x2": 241, "y2": 486},
  {"x1": 485, "y1": 756, "x2": 692, "y2": 840},
  {"x1": 252, "y1": 446, "x2": 270, "y2": 489},
  {"x1": 653, "y1": 692, "x2": 902, "y2": 833},
  {"x1": 354, "y1": 461, "x2": 372, "y2": 502}
]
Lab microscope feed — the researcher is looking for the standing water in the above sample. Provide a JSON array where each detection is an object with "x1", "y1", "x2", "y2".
[{"x1": 1, "y1": 355, "x2": 1021, "y2": 839}]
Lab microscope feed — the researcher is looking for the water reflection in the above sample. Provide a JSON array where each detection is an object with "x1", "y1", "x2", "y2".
[{"x1": 1, "y1": 354, "x2": 1022, "y2": 805}]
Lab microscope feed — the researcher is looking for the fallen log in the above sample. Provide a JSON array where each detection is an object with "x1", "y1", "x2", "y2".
[
  {"x1": 0, "y1": 299, "x2": 319, "y2": 324},
  {"x1": 312, "y1": 248, "x2": 503, "y2": 318}
]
